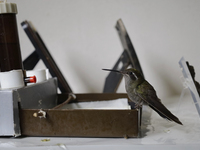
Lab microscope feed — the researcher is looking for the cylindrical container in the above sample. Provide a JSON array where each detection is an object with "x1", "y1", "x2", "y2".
[
  {"x1": 0, "y1": 69, "x2": 25, "y2": 89},
  {"x1": 0, "y1": 1, "x2": 23, "y2": 72}
]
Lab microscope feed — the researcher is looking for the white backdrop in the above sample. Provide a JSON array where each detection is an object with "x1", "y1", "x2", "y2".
[{"x1": 11, "y1": 0, "x2": 200, "y2": 99}]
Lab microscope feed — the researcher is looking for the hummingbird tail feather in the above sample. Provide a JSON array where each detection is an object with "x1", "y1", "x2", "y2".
[
  {"x1": 137, "y1": 93, "x2": 183, "y2": 125},
  {"x1": 149, "y1": 104, "x2": 183, "y2": 125},
  {"x1": 149, "y1": 105, "x2": 170, "y2": 121}
]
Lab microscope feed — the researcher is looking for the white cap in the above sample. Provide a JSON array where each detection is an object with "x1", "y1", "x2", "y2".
[{"x1": 0, "y1": 0, "x2": 17, "y2": 14}]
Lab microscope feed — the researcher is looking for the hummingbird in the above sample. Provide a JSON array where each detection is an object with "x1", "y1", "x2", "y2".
[{"x1": 103, "y1": 68, "x2": 183, "y2": 125}]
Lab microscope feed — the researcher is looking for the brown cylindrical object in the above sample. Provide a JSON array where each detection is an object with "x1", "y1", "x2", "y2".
[{"x1": 0, "y1": 2, "x2": 23, "y2": 72}]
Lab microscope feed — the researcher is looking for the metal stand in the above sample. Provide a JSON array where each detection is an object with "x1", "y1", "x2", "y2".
[
  {"x1": 22, "y1": 21, "x2": 72, "y2": 93},
  {"x1": 103, "y1": 19, "x2": 144, "y2": 93}
]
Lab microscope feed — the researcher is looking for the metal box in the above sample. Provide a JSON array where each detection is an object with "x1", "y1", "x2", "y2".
[
  {"x1": 20, "y1": 93, "x2": 141, "y2": 138},
  {"x1": 0, "y1": 78, "x2": 140, "y2": 138}
]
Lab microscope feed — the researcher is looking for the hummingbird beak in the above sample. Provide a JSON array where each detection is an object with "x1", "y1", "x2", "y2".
[{"x1": 102, "y1": 69, "x2": 122, "y2": 74}]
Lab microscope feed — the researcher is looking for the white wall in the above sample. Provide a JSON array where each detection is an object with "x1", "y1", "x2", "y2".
[{"x1": 11, "y1": 0, "x2": 200, "y2": 98}]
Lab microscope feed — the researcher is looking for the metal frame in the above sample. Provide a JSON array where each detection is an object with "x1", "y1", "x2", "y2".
[
  {"x1": 103, "y1": 19, "x2": 144, "y2": 93},
  {"x1": 22, "y1": 21, "x2": 72, "y2": 93}
]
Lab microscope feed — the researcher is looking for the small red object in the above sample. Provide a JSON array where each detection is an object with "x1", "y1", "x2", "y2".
[
  {"x1": 24, "y1": 76, "x2": 37, "y2": 83},
  {"x1": 29, "y1": 76, "x2": 37, "y2": 83}
]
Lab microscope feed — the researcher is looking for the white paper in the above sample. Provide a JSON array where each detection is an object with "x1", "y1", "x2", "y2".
[{"x1": 58, "y1": 98, "x2": 131, "y2": 110}]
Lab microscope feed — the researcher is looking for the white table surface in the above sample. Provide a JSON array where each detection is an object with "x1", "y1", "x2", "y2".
[{"x1": 0, "y1": 93, "x2": 200, "y2": 150}]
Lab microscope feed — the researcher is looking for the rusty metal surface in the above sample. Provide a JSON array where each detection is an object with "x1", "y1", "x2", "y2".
[
  {"x1": 20, "y1": 109, "x2": 138, "y2": 137},
  {"x1": 20, "y1": 93, "x2": 140, "y2": 138}
]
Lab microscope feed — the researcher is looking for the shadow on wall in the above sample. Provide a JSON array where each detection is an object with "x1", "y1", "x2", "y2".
[{"x1": 159, "y1": 70, "x2": 181, "y2": 95}]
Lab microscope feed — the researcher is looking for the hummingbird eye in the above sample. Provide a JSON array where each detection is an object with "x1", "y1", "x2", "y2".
[
  {"x1": 128, "y1": 72, "x2": 133, "y2": 75},
  {"x1": 128, "y1": 71, "x2": 137, "y2": 80}
]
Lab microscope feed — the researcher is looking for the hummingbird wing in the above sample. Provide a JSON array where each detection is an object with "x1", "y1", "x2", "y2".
[{"x1": 136, "y1": 81, "x2": 183, "y2": 125}]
